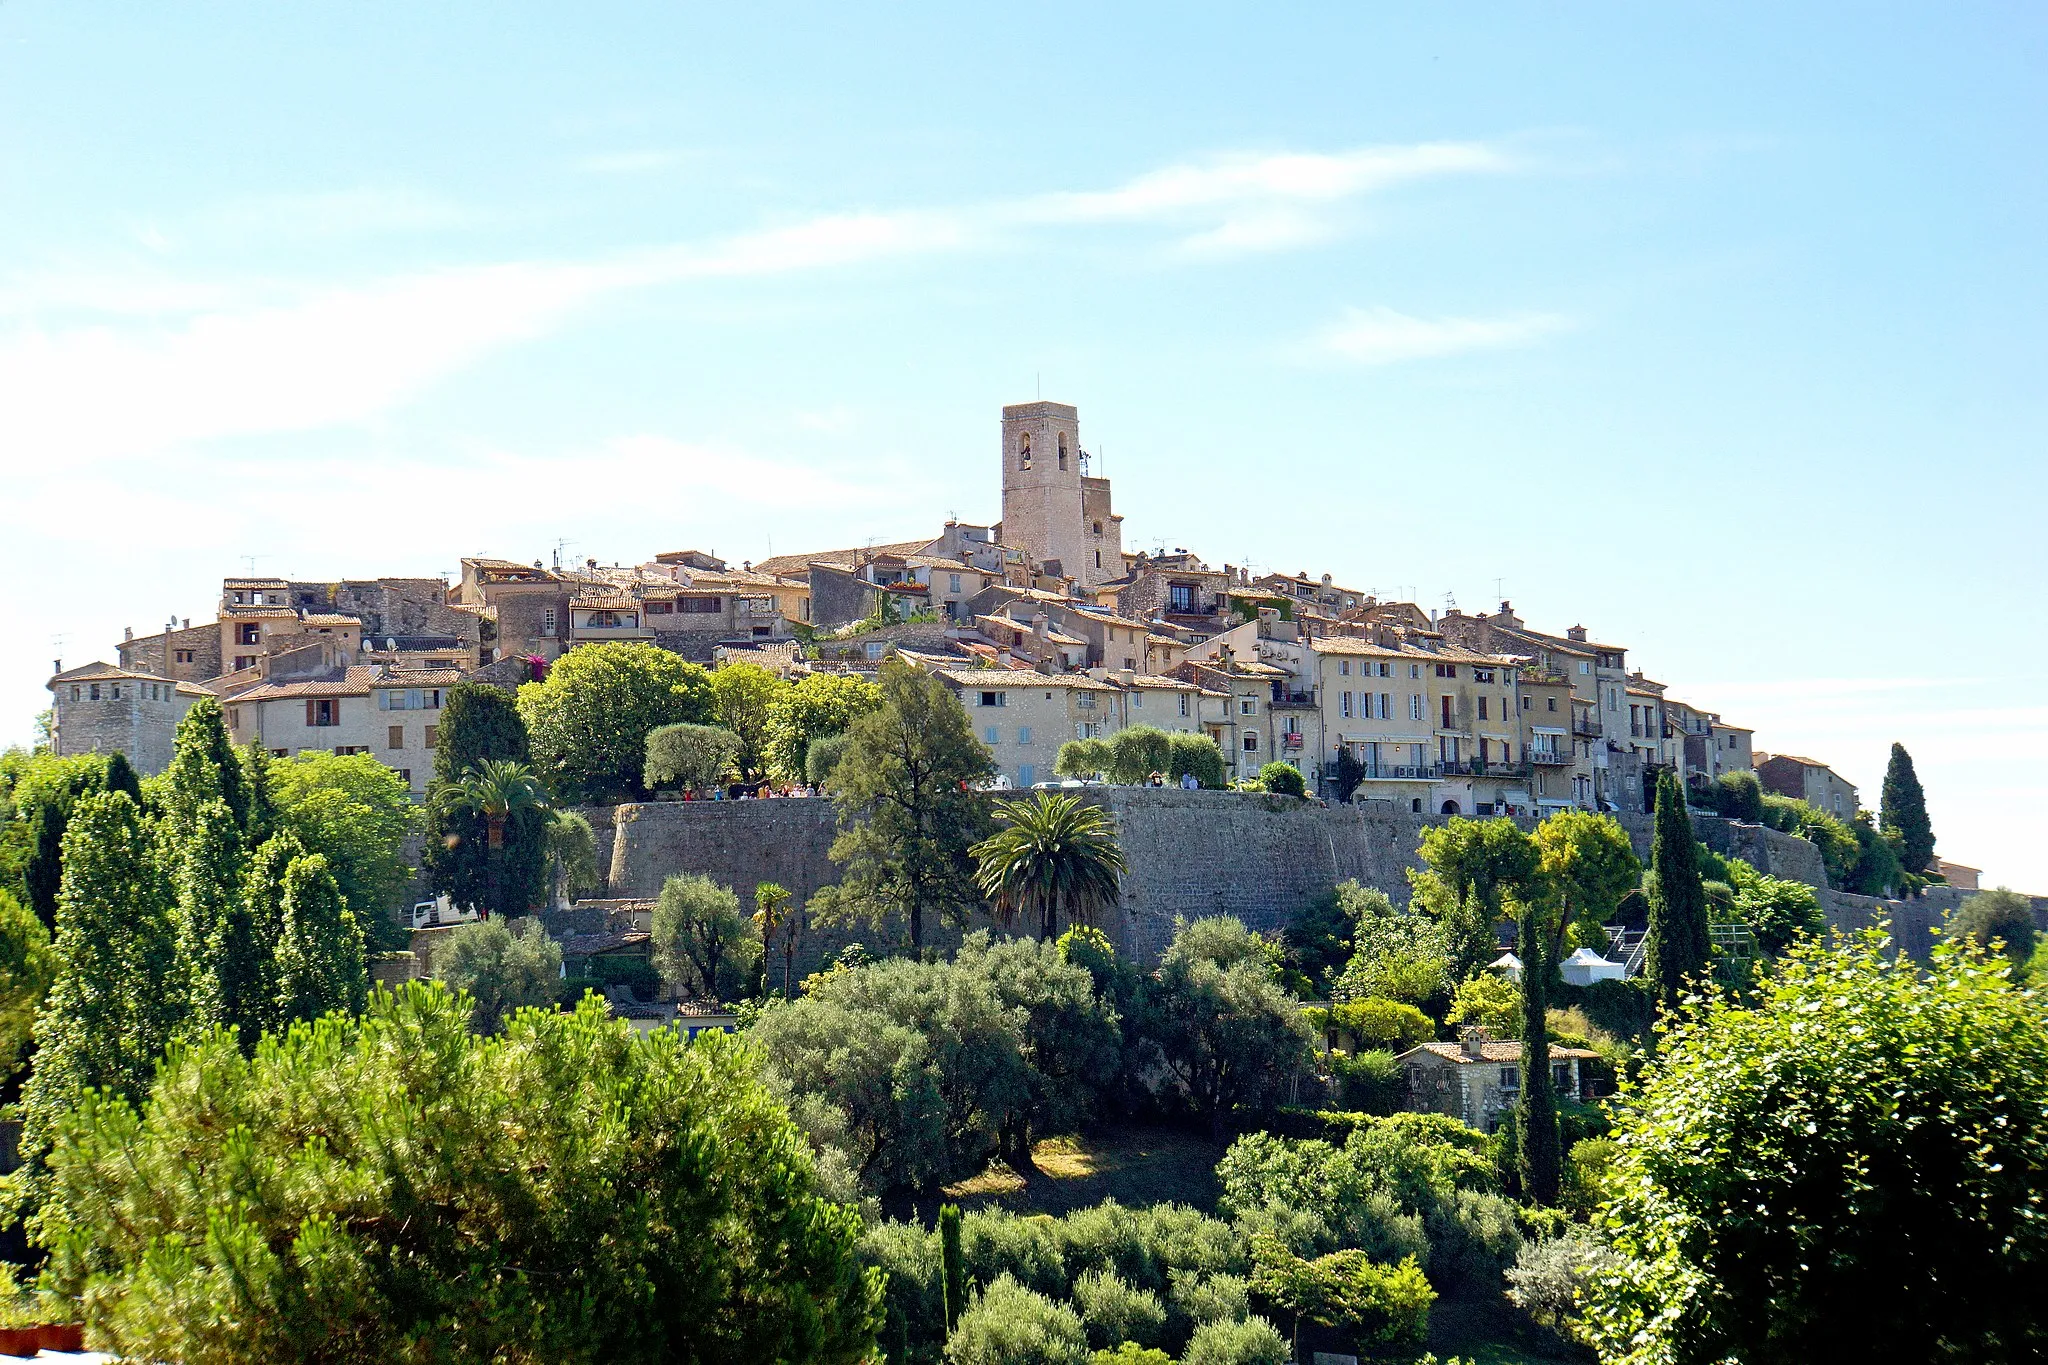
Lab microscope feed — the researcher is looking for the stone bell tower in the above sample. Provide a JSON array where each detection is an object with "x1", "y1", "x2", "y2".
[{"x1": 998, "y1": 401, "x2": 1123, "y2": 586}]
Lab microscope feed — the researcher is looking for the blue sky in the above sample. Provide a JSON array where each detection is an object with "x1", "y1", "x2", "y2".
[{"x1": 3, "y1": 4, "x2": 2044, "y2": 886}]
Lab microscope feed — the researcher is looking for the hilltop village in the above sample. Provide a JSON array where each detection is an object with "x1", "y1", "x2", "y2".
[{"x1": 47, "y1": 399, "x2": 1940, "y2": 870}]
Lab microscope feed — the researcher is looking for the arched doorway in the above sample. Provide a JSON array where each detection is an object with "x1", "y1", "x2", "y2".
[{"x1": 1440, "y1": 799, "x2": 1461, "y2": 815}]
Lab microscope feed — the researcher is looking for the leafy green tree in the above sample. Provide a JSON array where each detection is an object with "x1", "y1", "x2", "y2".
[
  {"x1": 34, "y1": 983, "x2": 882, "y2": 1364},
  {"x1": 769, "y1": 672, "x2": 883, "y2": 781},
  {"x1": 1106, "y1": 726, "x2": 1174, "y2": 785},
  {"x1": 651, "y1": 873, "x2": 760, "y2": 1000},
  {"x1": 1582, "y1": 931, "x2": 2048, "y2": 1364},
  {"x1": 972, "y1": 792, "x2": 1127, "y2": 942},
  {"x1": 1056, "y1": 737, "x2": 1114, "y2": 781},
  {"x1": 157, "y1": 696, "x2": 252, "y2": 836},
  {"x1": 956, "y1": 932, "x2": 1123, "y2": 1157},
  {"x1": 1166, "y1": 732, "x2": 1227, "y2": 789},
  {"x1": 423, "y1": 683, "x2": 548, "y2": 923},
  {"x1": 1280, "y1": 890, "x2": 1355, "y2": 997},
  {"x1": 518, "y1": 642, "x2": 714, "y2": 802},
  {"x1": 270, "y1": 750, "x2": 416, "y2": 944},
  {"x1": 1444, "y1": 974, "x2": 1521, "y2": 1040},
  {"x1": 273, "y1": 850, "x2": 368, "y2": 1025},
  {"x1": 946, "y1": 1273, "x2": 1088, "y2": 1365},
  {"x1": 1645, "y1": 772, "x2": 1710, "y2": 1012},
  {"x1": 1731, "y1": 871, "x2": 1825, "y2": 955},
  {"x1": 238, "y1": 830, "x2": 308, "y2": 1038},
  {"x1": 1879, "y1": 741, "x2": 1934, "y2": 876},
  {"x1": 545, "y1": 809, "x2": 601, "y2": 908},
  {"x1": 14, "y1": 753, "x2": 110, "y2": 928},
  {"x1": 236, "y1": 741, "x2": 277, "y2": 845},
  {"x1": 1256, "y1": 762, "x2": 1305, "y2": 798},
  {"x1": 1710, "y1": 771, "x2": 1764, "y2": 823},
  {"x1": 1247, "y1": 1236, "x2": 1433, "y2": 1359},
  {"x1": 1072, "y1": 1268, "x2": 1166, "y2": 1351},
  {"x1": 1950, "y1": 887, "x2": 2037, "y2": 966},
  {"x1": 824, "y1": 660, "x2": 994, "y2": 950},
  {"x1": 436, "y1": 759, "x2": 553, "y2": 918},
  {"x1": 0, "y1": 889, "x2": 54, "y2": 1083},
  {"x1": 644, "y1": 722, "x2": 741, "y2": 793},
  {"x1": 168, "y1": 797, "x2": 261, "y2": 1037},
  {"x1": 1142, "y1": 918, "x2": 1313, "y2": 1142},
  {"x1": 1335, "y1": 882, "x2": 1460, "y2": 1013},
  {"x1": 101, "y1": 750, "x2": 141, "y2": 803},
  {"x1": 432, "y1": 917, "x2": 563, "y2": 1032},
  {"x1": 1415, "y1": 816, "x2": 1546, "y2": 920},
  {"x1": 807, "y1": 731, "x2": 855, "y2": 787},
  {"x1": 17, "y1": 791, "x2": 180, "y2": 1198},
  {"x1": 752, "y1": 955, "x2": 1033, "y2": 1191},
  {"x1": 1513, "y1": 896, "x2": 1561, "y2": 1205},
  {"x1": 1533, "y1": 809, "x2": 1639, "y2": 959},
  {"x1": 1180, "y1": 1316, "x2": 1288, "y2": 1365},
  {"x1": 1849, "y1": 809, "x2": 1906, "y2": 897},
  {"x1": 711, "y1": 661, "x2": 789, "y2": 780}
]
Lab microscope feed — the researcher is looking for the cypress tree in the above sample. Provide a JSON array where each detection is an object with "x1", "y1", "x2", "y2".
[
  {"x1": 424, "y1": 684, "x2": 546, "y2": 917},
  {"x1": 18, "y1": 791, "x2": 180, "y2": 1195},
  {"x1": 22, "y1": 801, "x2": 66, "y2": 931},
  {"x1": 160, "y1": 697, "x2": 251, "y2": 836},
  {"x1": 274, "y1": 851, "x2": 368, "y2": 1025},
  {"x1": 1515, "y1": 899, "x2": 1561, "y2": 1204},
  {"x1": 170, "y1": 798, "x2": 259, "y2": 1038},
  {"x1": 1880, "y1": 742, "x2": 1935, "y2": 877},
  {"x1": 239, "y1": 741, "x2": 278, "y2": 847},
  {"x1": 939, "y1": 1202, "x2": 966, "y2": 1331},
  {"x1": 102, "y1": 752, "x2": 142, "y2": 803},
  {"x1": 1646, "y1": 770, "x2": 1711, "y2": 1013},
  {"x1": 241, "y1": 830, "x2": 309, "y2": 1040}
]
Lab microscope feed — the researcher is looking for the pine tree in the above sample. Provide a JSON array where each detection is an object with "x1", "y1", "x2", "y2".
[
  {"x1": 1515, "y1": 898, "x2": 1561, "y2": 1204},
  {"x1": 160, "y1": 697, "x2": 252, "y2": 836},
  {"x1": 1646, "y1": 770, "x2": 1711, "y2": 1013},
  {"x1": 169, "y1": 798, "x2": 261, "y2": 1038},
  {"x1": 22, "y1": 800, "x2": 66, "y2": 931},
  {"x1": 1880, "y1": 742, "x2": 1935, "y2": 877},
  {"x1": 274, "y1": 851, "x2": 368, "y2": 1025},
  {"x1": 18, "y1": 791, "x2": 180, "y2": 1197},
  {"x1": 424, "y1": 684, "x2": 547, "y2": 917}
]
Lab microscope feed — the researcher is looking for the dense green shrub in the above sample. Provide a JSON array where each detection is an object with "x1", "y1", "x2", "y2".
[
  {"x1": 36, "y1": 984, "x2": 881, "y2": 1363},
  {"x1": 1329, "y1": 997, "x2": 1433, "y2": 1050},
  {"x1": 1180, "y1": 1315, "x2": 1288, "y2": 1365},
  {"x1": 1257, "y1": 762, "x2": 1305, "y2": 799},
  {"x1": 1071, "y1": 1269, "x2": 1166, "y2": 1349},
  {"x1": 1329, "y1": 1050, "x2": 1404, "y2": 1114},
  {"x1": 946, "y1": 1273, "x2": 1087, "y2": 1365}
]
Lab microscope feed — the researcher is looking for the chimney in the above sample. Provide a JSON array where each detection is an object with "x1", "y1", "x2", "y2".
[
  {"x1": 52, "y1": 658, "x2": 61, "y2": 675},
  {"x1": 1032, "y1": 612, "x2": 1050, "y2": 641},
  {"x1": 124, "y1": 625, "x2": 133, "y2": 641},
  {"x1": 1118, "y1": 667, "x2": 1136, "y2": 688},
  {"x1": 182, "y1": 618, "x2": 190, "y2": 629},
  {"x1": 1567, "y1": 625, "x2": 1588, "y2": 642},
  {"x1": 1461, "y1": 1026, "x2": 1490, "y2": 1059}
]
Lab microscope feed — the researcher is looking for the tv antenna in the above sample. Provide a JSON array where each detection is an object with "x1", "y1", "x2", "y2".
[
  {"x1": 1493, "y1": 577, "x2": 1505, "y2": 601},
  {"x1": 240, "y1": 553, "x2": 268, "y2": 575},
  {"x1": 552, "y1": 539, "x2": 575, "y2": 572}
]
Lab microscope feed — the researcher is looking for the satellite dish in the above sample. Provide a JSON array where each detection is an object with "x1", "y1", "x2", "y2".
[{"x1": 386, "y1": 637, "x2": 398, "y2": 652}]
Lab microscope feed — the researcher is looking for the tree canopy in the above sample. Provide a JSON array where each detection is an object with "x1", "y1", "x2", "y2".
[
  {"x1": 710, "y1": 661, "x2": 788, "y2": 781},
  {"x1": 1645, "y1": 772, "x2": 1710, "y2": 1011},
  {"x1": 1583, "y1": 931, "x2": 2048, "y2": 1364},
  {"x1": 651, "y1": 873, "x2": 760, "y2": 1001},
  {"x1": 972, "y1": 792, "x2": 1127, "y2": 941},
  {"x1": 270, "y1": 750, "x2": 416, "y2": 945},
  {"x1": 423, "y1": 685, "x2": 548, "y2": 920},
  {"x1": 1143, "y1": 918, "x2": 1312, "y2": 1141},
  {"x1": 35, "y1": 983, "x2": 882, "y2": 1364},
  {"x1": 1879, "y1": 741, "x2": 1935, "y2": 876},
  {"x1": 768, "y1": 672, "x2": 882, "y2": 781},
  {"x1": 431, "y1": 917, "x2": 563, "y2": 1032},
  {"x1": 823, "y1": 661, "x2": 993, "y2": 950},
  {"x1": 645, "y1": 722, "x2": 741, "y2": 794},
  {"x1": 518, "y1": 642, "x2": 714, "y2": 802}
]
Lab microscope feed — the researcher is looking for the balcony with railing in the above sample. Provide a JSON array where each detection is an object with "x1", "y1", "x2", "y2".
[
  {"x1": 1572, "y1": 717, "x2": 1602, "y2": 737},
  {"x1": 1529, "y1": 747, "x2": 1572, "y2": 766},
  {"x1": 1270, "y1": 688, "x2": 1318, "y2": 709}
]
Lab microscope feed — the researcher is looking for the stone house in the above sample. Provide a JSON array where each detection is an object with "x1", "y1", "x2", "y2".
[
  {"x1": 225, "y1": 667, "x2": 463, "y2": 794},
  {"x1": 1397, "y1": 1032, "x2": 1599, "y2": 1133},
  {"x1": 926, "y1": 664, "x2": 1125, "y2": 790},
  {"x1": 46, "y1": 662, "x2": 209, "y2": 774},
  {"x1": 1108, "y1": 550, "x2": 1233, "y2": 633},
  {"x1": 1755, "y1": 753, "x2": 1860, "y2": 820}
]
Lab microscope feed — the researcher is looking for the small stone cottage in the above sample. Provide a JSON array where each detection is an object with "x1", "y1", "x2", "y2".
[{"x1": 1396, "y1": 1029, "x2": 1600, "y2": 1133}]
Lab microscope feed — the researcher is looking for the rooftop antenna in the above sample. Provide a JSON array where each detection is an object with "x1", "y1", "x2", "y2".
[
  {"x1": 1443, "y1": 591, "x2": 1458, "y2": 613},
  {"x1": 1493, "y1": 577, "x2": 1505, "y2": 601},
  {"x1": 240, "y1": 554, "x2": 266, "y2": 575},
  {"x1": 1036, "y1": 371, "x2": 1041, "y2": 400},
  {"x1": 552, "y1": 539, "x2": 574, "y2": 572}
]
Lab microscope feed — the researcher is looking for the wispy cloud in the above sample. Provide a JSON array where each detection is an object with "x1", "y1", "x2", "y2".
[
  {"x1": 1314, "y1": 305, "x2": 1573, "y2": 366},
  {"x1": 0, "y1": 139, "x2": 1518, "y2": 464}
]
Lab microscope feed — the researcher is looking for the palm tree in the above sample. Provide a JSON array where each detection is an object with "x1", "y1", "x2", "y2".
[
  {"x1": 437, "y1": 759, "x2": 551, "y2": 917},
  {"x1": 971, "y1": 791, "x2": 1127, "y2": 941}
]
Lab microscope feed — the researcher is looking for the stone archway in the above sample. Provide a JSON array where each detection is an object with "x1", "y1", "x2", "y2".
[{"x1": 1440, "y1": 799, "x2": 1461, "y2": 815}]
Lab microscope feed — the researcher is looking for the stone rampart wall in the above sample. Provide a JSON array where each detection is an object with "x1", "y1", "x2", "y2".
[{"x1": 597, "y1": 789, "x2": 1979, "y2": 968}]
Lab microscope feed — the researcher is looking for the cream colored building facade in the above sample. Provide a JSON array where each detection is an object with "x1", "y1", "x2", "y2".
[{"x1": 226, "y1": 667, "x2": 463, "y2": 795}]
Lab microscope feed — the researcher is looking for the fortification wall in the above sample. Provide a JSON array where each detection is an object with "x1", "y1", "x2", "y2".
[{"x1": 598, "y1": 790, "x2": 1912, "y2": 967}]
